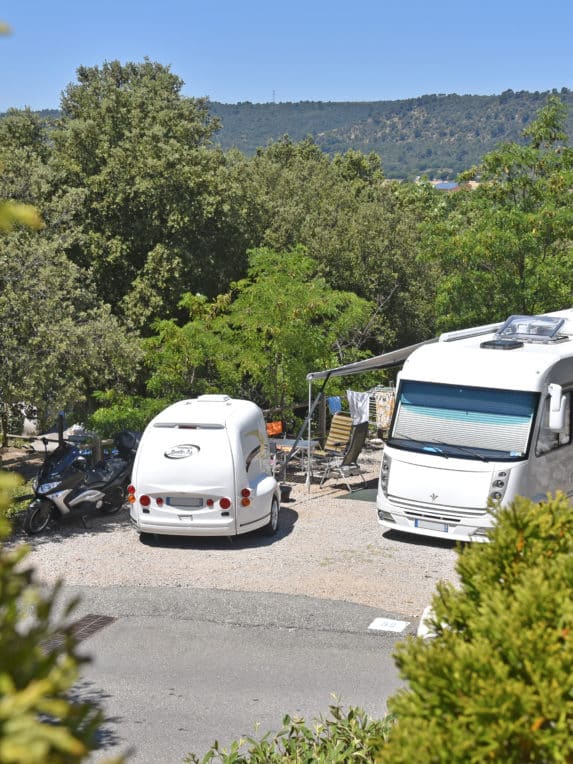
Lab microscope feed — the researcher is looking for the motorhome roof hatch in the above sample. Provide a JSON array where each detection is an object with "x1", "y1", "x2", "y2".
[{"x1": 480, "y1": 314, "x2": 566, "y2": 349}]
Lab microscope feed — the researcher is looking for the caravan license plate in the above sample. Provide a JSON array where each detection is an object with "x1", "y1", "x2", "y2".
[{"x1": 167, "y1": 497, "x2": 203, "y2": 508}]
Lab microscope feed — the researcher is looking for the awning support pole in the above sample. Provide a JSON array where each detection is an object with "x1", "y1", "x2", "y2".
[{"x1": 280, "y1": 374, "x2": 331, "y2": 486}]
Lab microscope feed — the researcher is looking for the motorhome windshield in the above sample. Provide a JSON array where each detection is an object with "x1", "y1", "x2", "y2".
[{"x1": 388, "y1": 381, "x2": 538, "y2": 461}]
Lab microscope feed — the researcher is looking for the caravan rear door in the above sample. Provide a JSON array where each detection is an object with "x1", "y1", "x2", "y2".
[{"x1": 132, "y1": 422, "x2": 240, "y2": 536}]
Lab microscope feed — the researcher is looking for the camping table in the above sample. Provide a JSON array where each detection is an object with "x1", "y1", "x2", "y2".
[{"x1": 273, "y1": 438, "x2": 319, "y2": 475}]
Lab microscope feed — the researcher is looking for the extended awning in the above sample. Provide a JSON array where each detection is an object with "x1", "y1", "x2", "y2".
[{"x1": 306, "y1": 338, "x2": 439, "y2": 382}]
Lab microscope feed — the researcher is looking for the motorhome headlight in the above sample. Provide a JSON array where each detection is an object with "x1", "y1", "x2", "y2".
[
  {"x1": 38, "y1": 481, "x2": 59, "y2": 494},
  {"x1": 380, "y1": 454, "x2": 392, "y2": 497},
  {"x1": 489, "y1": 469, "x2": 509, "y2": 503},
  {"x1": 378, "y1": 509, "x2": 395, "y2": 523}
]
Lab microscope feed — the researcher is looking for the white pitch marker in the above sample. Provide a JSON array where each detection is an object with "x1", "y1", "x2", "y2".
[{"x1": 368, "y1": 617, "x2": 410, "y2": 633}]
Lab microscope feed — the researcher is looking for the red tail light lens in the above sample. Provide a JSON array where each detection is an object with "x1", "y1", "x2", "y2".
[
  {"x1": 219, "y1": 497, "x2": 231, "y2": 509},
  {"x1": 140, "y1": 495, "x2": 151, "y2": 507},
  {"x1": 156, "y1": 497, "x2": 164, "y2": 507},
  {"x1": 241, "y1": 487, "x2": 251, "y2": 498},
  {"x1": 127, "y1": 485, "x2": 135, "y2": 495}
]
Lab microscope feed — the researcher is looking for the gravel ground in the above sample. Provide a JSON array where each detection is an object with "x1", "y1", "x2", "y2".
[{"x1": 5, "y1": 445, "x2": 460, "y2": 620}]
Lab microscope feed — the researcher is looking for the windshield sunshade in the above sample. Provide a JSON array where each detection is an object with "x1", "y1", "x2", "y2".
[{"x1": 391, "y1": 381, "x2": 538, "y2": 459}]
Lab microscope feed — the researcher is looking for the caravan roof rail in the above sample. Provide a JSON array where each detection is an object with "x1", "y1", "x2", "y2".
[{"x1": 439, "y1": 321, "x2": 503, "y2": 343}]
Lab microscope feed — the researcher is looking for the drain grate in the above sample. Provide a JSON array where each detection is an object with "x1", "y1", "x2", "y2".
[{"x1": 42, "y1": 614, "x2": 116, "y2": 652}]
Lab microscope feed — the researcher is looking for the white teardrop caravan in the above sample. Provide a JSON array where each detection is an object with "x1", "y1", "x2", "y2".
[{"x1": 129, "y1": 395, "x2": 280, "y2": 538}]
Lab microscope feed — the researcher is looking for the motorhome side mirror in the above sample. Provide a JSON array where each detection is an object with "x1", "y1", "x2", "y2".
[{"x1": 548, "y1": 383, "x2": 566, "y2": 431}]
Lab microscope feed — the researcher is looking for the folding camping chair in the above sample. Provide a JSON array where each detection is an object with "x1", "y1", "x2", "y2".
[
  {"x1": 313, "y1": 411, "x2": 353, "y2": 459},
  {"x1": 318, "y1": 420, "x2": 369, "y2": 492},
  {"x1": 310, "y1": 411, "x2": 353, "y2": 477}
]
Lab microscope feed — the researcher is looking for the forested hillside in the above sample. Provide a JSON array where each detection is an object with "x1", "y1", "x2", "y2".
[
  {"x1": 208, "y1": 89, "x2": 573, "y2": 179},
  {"x1": 33, "y1": 89, "x2": 573, "y2": 180}
]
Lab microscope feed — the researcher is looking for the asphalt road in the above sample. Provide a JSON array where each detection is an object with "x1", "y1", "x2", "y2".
[{"x1": 59, "y1": 585, "x2": 414, "y2": 763}]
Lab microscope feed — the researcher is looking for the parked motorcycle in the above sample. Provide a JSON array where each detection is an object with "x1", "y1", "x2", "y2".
[{"x1": 24, "y1": 416, "x2": 140, "y2": 535}]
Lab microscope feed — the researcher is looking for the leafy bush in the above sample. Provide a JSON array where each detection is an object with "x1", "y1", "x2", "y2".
[
  {"x1": 0, "y1": 472, "x2": 123, "y2": 762},
  {"x1": 88, "y1": 392, "x2": 169, "y2": 438},
  {"x1": 379, "y1": 492, "x2": 573, "y2": 763},
  {"x1": 2, "y1": 474, "x2": 34, "y2": 521},
  {"x1": 185, "y1": 702, "x2": 393, "y2": 763}
]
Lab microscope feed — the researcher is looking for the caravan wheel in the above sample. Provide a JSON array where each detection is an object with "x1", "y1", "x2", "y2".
[{"x1": 262, "y1": 497, "x2": 280, "y2": 536}]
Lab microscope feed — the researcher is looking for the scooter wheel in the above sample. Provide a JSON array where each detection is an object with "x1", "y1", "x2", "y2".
[
  {"x1": 24, "y1": 501, "x2": 53, "y2": 535},
  {"x1": 100, "y1": 487, "x2": 125, "y2": 515}
]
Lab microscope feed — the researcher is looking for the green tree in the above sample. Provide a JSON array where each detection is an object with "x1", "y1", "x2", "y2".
[
  {"x1": 144, "y1": 247, "x2": 374, "y2": 412},
  {"x1": 0, "y1": 108, "x2": 46, "y2": 233},
  {"x1": 0, "y1": 231, "x2": 142, "y2": 437},
  {"x1": 228, "y1": 138, "x2": 438, "y2": 351},
  {"x1": 50, "y1": 59, "x2": 232, "y2": 329},
  {"x1": 424, "y1": 95, "x2": 573, "y2": 330}
]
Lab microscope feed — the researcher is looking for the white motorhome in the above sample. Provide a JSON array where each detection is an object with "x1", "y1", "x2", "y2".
[
  {"x1": 377, "y1": 309, "x2": 573, "y2": 542},
  {"x1": 129, "y1": 395, "x2": 280, "y2": 538}
]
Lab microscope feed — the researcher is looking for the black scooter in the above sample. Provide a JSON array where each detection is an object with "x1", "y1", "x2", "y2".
[{"x1": 24, "y1": 416, "x2": 140, "y2": 535}]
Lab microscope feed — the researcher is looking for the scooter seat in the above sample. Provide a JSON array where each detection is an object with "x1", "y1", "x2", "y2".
[{"x1": 84, "y1": 458, "x2": 127, "y2": 485}]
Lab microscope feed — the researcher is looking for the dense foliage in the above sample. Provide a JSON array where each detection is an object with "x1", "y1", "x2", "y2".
[{"x1": 379, "y1": 492, "x2": 573, "y2": 763}]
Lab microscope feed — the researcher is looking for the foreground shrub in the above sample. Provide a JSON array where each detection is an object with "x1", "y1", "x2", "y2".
[
  {"x1": 379, "y1": 493, "x2": 573, "y2": 763},
  {"x1": 185, "y1": 702, "x2": 393, "y2": 763},
  {"x1": 0, "y1": 472, "x2": 123, "y2": 763}
]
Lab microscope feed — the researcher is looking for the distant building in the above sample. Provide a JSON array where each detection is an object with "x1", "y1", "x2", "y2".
[{"x1": 433, "y1": 180, "x2": 459, "y2": 191}]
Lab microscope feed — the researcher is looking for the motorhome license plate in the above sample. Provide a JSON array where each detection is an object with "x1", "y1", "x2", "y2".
[
  {"x1": 167, "y1": 497, "x2": 203, "y2": 508},
  {"x1": 415, "y1": 519, "x2": 448, "y2": 533}
]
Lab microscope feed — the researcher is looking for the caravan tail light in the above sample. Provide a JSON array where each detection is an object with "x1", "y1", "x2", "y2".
[
  {"x1": 156, "y1": 497, "x2": 164, "y2": 507},
  {"x1": 206, "y1": 498, "x2": 214, "y2": 507},
  {"x1": 127, "y1": 485, "x2": 136, "y2": 503},
  {"x1": 240, "y1": 487, "x2": 251, "y2": 507},
  {"x1": 139, "y1": 495, "x2": 151, "y2": 507},
  {"x1": 219, "y1": 497, "x2": 231, "y2": 509}
]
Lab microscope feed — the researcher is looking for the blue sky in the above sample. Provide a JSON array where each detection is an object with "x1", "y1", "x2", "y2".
[{"x1": 1, "y1": 0, "x2": 571, "y2": 112}]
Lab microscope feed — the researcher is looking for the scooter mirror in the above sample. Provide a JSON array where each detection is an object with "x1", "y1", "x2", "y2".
[{"x1": 73, "y1": 456, "x2": 88, "y2": 470}]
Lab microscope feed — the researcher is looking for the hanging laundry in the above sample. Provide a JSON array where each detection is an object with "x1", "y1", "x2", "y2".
[
  {"x1": 326, "y1": 396, "x2": 343, "y2": 414},
  {"x1": 346, "y1": 390, "x2": 370, "y2": 424}
]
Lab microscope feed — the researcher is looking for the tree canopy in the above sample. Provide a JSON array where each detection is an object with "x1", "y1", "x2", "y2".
[{"x1": 422, "y1": 95, "x2": 573, "y2": 330}]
